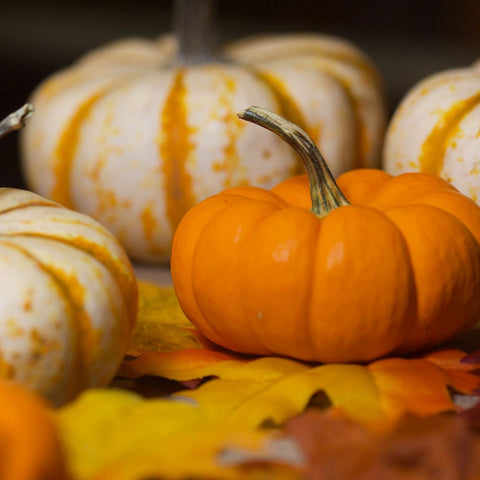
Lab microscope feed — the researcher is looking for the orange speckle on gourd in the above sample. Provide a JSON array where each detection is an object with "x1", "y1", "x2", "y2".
[
  {"x1": 160, "y1": 70, "x2": 196, "y2": 231},
  {"x1": 213, "y1": 162, "x2": 225, "y2": 172},
  {"x1": 222, "y1": 122, "x2": 241, "y2": 188},
  {"x1": 420, "y1": 86, "x2": 430, "y2": 96},
  {"x1": 89, "y1": 155, "x2": 107, "y2": 182},
  {"x1": 30, "y1": 329, "x2": 51, "y2": 360},
  {"x1": 141, "y1": 204, "x2": 157, "y2": 242},
  {"x1": 224, "y1": 75, "x2": 237, "y2": 95},
  {"x1": 213, "y1": 71, "x2": 243, "y2": 189},
  {"x1": 469, "y1": 163, "x2": 480, "y2": 176},
  {"x1": 6, "y1": 319, "x2": 25, "y2": 338},
  {"x1": 255, "y1": 173, "x2": 277, "y2": 184},
  {"x1": 95, "y1": 189, "x2": 120, "y2": 219}
]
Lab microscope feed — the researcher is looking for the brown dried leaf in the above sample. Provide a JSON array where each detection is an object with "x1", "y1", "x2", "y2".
[{"x1": 286, "y1": 410, "x2": 480, "y2": 480}]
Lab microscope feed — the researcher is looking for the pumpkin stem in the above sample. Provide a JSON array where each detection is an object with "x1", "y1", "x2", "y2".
[
  {"x1": 0, "y1": 104, "x2": 33, "y2": 140},
  {"x1": 238, "y1": 106, "x2": 349, "y2": 217},
  {"x1": 174, "y1": 0, "x2": 219, "y2": 65}
]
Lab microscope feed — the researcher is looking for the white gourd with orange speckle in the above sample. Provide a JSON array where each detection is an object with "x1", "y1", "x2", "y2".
[
  {"x1": 0, "y1": 106, "x2": 137, "y2": 406},
  {"x1": 384, "y1": 62, "x2": 480, "y2": 204},
  {"x1": 21, "y1": 2, "x2": 386, "y2": 262}
]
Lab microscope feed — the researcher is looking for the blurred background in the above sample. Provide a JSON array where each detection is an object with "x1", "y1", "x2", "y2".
[{"x1": 0, "y1": 0, "x2": 478, "y2": 188}]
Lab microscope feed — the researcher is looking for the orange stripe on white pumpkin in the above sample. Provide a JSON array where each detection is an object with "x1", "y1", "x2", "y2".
[
  {"x1": 384, "y1": 67, "x2": 480, "y2": 204},
  {"x1": 0, "y1": 203, "x2": 137, "y2": 325},
  {"x1": 160, "y1": 69, "x2": 196, "y2": 232},
  {"x1": 0, "y1": 240, "x2": 80, "y2": 404},
  {"x1": 255, "y1": 71, "x2": 307, "y2": 132},
  {"x1": 418, "y1": 93, "x2": 480, "y2": 176},
  {"x1": 254, "y1": 64, "x2": 358, "y2": 177},
  {"x1": 3, "y1": 235, "x2": 131, "y2": 403},
  {"x1": 53, "y1": 93, "x2": 103, "y2": 208}
]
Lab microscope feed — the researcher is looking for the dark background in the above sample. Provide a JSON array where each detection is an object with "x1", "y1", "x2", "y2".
[{"x1": 0, "y1": 0, "x2": 478, "y2": 188}]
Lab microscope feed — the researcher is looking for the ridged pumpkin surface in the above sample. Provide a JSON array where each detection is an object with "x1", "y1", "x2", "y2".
[
  {"x1": 21, "y1": 33, "x2": 386, "y2": 262},
  {"x1": 0, "y1": 188, "x2": 137, "y2": 406},
  {"x1": 171, "y1": 169, "x2": 480, "y2": 363}
]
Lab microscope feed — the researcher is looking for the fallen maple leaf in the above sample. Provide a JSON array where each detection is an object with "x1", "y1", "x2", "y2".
[
  {"x1": 119, "y1": 282, "x2": 248, "y2": 381},
  {"x1": 119, "y1": 282, "x2": 480, "y2": 431},
  {"x1": 56, "y1": 388, "x2": 302, "y2": 480},
  {"x1": 172, "y1": 357, "x2": 468, "y2": 431},
  {"x1": 286, "y1": 410, "x2": 480, "y2": 480},
  {"x1": 56, "y1": 384, "x2": 480, "y2": 480},
  {"x1": 422, "y1": 348, "x2": 480, "y2": 394},
  {"x1": 53, "y1": 282, "x2": 480, "y2": 479}
]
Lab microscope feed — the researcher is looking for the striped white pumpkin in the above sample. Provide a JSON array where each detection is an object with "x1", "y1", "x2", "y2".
[
  {"x1": 0, "y1": 186, "x2": 137, "y2": 406},
  {"x1": 21, "y1": 33, "x2": 386, "y2": 262},
  {"x1": 383, "y1": 61, "x2": 480, "y2": 203}
]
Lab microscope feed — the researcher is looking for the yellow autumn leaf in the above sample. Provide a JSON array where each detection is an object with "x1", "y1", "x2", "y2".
[
  {"x1": 57, "y1": 356, "x2": 465, "y2": 479},
  {"x1": 56, "y1": 388, "x2": 301, "y2": 480},
  {"x1": 173, "y1": 357, "x2": 456, "y2": 431},
  {"x1": 121, "y1": 283, "x2": 480, "y2": 428}
]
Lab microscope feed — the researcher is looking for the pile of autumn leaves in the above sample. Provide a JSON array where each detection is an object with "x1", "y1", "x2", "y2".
[{"x1": 46, "y1": 282, "x2": 480, "y2": 479}]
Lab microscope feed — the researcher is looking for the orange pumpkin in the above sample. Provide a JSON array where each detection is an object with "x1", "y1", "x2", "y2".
[
  {"x1": 0, "y1": 382, "x2": 70, "y2": 480},
  {"x1": 171, "y1": 106, "x2": 480, "y2": 363}
]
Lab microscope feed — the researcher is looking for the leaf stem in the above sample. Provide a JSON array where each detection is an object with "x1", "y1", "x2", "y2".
[{"x1": 238, "y1": 106, "x2": 349, "y2": 217}]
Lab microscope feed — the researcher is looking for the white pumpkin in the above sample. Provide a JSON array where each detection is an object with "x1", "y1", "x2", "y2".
[
  {"x1": 21, "y1": 0, "x2": 386, "y2": 263},
  {"x1": 1, "y1": 106, "x2": 138, "y2": 406},
  {"x1": 383, "y1": 60, "x2": 480, "y2": 203},
  {"x1": 227, "y1": 33, "x2": 387, "y2": 175}
]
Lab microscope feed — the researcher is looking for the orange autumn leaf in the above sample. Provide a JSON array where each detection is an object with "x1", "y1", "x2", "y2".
[
  {"x1": 55, "y1": 281, "x2": 480, "y2": 478},
  {"x1": 367, "y1": 358, "x2": 457, "y2": 422},
  {"x1": 422, "y1": 348, "x2": 480, "y2": 394},
  {"x1": 119, "y1": 281, "x2": 480, "y2": 431},
  {"x1": 172, "y1": 356, "x2": 470, "y2": 431},
  {"x1": 120, "y1": 282, "x2": 248, "y2": 381}
]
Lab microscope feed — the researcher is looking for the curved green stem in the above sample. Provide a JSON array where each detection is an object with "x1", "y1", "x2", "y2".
[
  {"x1": 174, "y1": 0, "x2": 219, "y2": 65},
  {"x1": 238, "y1": 106, "x2": 349, "y2": 217},
  {"x1": 0, "y1": 104, "x2": 33, "y2": 140}
]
